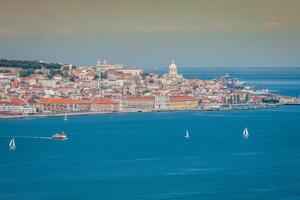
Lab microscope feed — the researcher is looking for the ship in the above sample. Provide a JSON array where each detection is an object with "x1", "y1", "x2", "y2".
[{"x1": 52, "y1": 132, "x2": 68, "y2": 140}]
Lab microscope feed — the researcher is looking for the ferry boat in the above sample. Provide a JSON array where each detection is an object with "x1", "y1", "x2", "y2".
[{"x1": 52, "y1": 132, "x2": 68, "y2": 140}]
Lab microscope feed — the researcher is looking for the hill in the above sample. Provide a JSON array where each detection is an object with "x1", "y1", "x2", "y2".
[{"x1": 0, "y1": 59, "x2": 62, "y2": 69}]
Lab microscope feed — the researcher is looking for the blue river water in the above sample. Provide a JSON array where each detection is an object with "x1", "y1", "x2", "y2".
[
  {"x1": 0, "y1": 67, "x2": 300, "y2": 200},
  {"x1": 150, "y1": 67, "x2": 300, "y2": 97}
]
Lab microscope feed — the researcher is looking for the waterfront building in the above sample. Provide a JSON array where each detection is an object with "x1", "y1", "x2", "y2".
[
  {"x1": 154, "y1": 96, "x2": 170, "y2": 109},
  {"x1": 0, "y1": 58, "x2": 288, "y2": 117},
  {"x1": 0, "y1": 99, "x2": 36, "y2": 115},
  {"x1": 37, "y1": 98, "x2": 89, "y2": 112},
  {"x1": 122, "y1": 96, "x2": 155, "y2": 111},
  {"x1": 169, "y1": 96, "x2": 198, "y2": 110},
  {"x1": 27, "y1": 98, "x2": 42, "y2": 112},
  {"x1": 37, "y1": 98, "x2": 119, "y2": 113},
  {"x1": 90, "y1": 98, "x2": 119, "y2": 112}
]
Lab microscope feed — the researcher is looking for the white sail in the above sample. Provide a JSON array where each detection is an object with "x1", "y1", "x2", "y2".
[
  {"x1": 243, "y1": 128, "x2": 249, "y2": 139},
  {"x1": 185, "y1": 130, "x2": 190, "y2": 139},
  {"x1": 9, "y1": 138, "x2": 16, "y2": 150}
]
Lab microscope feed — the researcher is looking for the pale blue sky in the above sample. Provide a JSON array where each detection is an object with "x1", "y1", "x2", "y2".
[{"x1": 0, "y1": 0, "x2": 300, "y2": 68}]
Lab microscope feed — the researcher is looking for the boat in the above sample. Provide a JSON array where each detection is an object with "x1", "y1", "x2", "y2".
[
  {"x1": 185, "y1": 130, "x2": 190, "y2": 139},
  {"x1": 64, "y1": 113, "x2": 68, "y2": 121},
  {"x1": 52, "y1": 132, "x2": 68, "y2": 140},
  {"x1": 9, "y1": 138, "x2": 16, "y2": 150},
  {"x1": 243, "y1": 128, "x2": 249, "y2": 139}
]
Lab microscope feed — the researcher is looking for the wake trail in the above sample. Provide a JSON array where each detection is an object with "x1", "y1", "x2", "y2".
[{"x1": 0, "y1": 136, "x2": 52, "y2": 140}]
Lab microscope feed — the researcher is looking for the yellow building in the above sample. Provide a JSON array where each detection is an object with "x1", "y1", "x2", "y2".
[
  {"x1": 169, "y1": 96, "x2": 198, "y2": 110},
  {"x1": 122, "y1": 96, "x2": 155, "y2": 111}
]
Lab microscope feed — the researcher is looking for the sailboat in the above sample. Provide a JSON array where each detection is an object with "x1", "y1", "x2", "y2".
[
  {"x1": 9, "y1": 138, "x2": 16, "y2": 151},
  {"x1": 185, "y1": 130, "x2": 190, "y2": 139},
  {"x1": 243, "y1": 128, "x2": 249, "y2": 139},
  {"x1": 64, "y1": 113, "x2": 68, "y2": 121}
]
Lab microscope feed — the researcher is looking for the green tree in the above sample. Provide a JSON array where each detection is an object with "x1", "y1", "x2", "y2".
[
  {"x1": 62, "y1": 70, "x2": 69, "y2": 77},
  {"x1": 141, "y1": 72, "x2": 150, "y2": 78},
  {"x1": 100, "y1": 73, "x2": 108, "y2": 79},
  {"x1": 142, "y1": 89, "x2": 150, "y2": 94},
  {"x1": 0, "y1": 59, "x2": 62, "y2": 69},
  {"x1": 47, "y1": 69, "x2": 62, "y2": 79},
  {"x1": 69, "y1": 75, "x2": 76, "y2": 82},
  {"x1": 94, "y1": 73, "x2": 100, "y2": 80},
  {"x1": 19, "y1": 69, "x2": 34, "y2": 77}
]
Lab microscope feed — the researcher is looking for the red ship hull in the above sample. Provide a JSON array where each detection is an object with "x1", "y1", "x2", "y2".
[{"x1": 52, "y1": 133, "x2": 68, "y2": 140}]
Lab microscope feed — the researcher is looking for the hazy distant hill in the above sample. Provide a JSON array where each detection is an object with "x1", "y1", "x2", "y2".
[{"x1": 0, "y1": 59, "x2": 61, "y2": 69}]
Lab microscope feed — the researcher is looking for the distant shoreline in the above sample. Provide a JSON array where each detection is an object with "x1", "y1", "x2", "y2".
[{"x1": 0, "y1": 103, "x2": 295, "y2": 120}]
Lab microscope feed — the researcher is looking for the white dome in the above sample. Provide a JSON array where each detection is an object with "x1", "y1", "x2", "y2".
[{"x1": 169, "y1": 60, "x2": 177, "y2": 70}]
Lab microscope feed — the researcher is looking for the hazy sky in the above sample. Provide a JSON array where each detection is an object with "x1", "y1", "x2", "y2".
[{"x1": 0, "y1": 0, "x2": 300, "y2": 68}]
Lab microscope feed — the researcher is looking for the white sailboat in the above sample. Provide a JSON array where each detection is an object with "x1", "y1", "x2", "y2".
[
  {"x1": 64, "y1": 113, "x2": 68, "y2": 121},
  {"x1": 185, "y1": 130, "x2": 190, "y2": 139},
  {"x1": 9, "y1": 138, "x2": 16, "y2": 150},
  {"x1": 243, "y1": 128, "x2": 249, "y2": 139}
]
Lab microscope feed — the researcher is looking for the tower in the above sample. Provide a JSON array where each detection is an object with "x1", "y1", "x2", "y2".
[{"x1": 96, "y1": 58, "x2": 101, "y2": 67}]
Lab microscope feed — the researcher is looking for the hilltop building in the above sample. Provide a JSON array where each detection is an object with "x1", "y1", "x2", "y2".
[
  {"x1": 117, "y1": 68, "x2": 143, "y2": 76},
  {"x1": 61, "y1": 64, "x2": 73, "y2": 71},
  {"x1": 96, "y1": 58, "x2": 123, "y2": 71},
  {"x1": 163, "y1": 60, "x2": 183, "y2": 79}
]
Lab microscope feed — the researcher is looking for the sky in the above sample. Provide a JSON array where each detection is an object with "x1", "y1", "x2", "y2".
[{"x1": 0, "y1": 0, "x2": 300, "y2": 68}]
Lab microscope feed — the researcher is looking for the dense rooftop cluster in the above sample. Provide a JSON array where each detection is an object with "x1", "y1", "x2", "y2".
[{"x1": 0, "y1": 59, "x2": 294, "y2": 117}]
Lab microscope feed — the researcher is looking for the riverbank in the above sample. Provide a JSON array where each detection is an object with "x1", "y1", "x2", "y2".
[{"x1": 0, "y1": 103, "x2": 288, "y2": 119}]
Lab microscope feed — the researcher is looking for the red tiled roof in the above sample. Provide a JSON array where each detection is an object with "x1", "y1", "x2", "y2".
[
  {"x1": 37, "y1": 98, "x2": 117, "y2": 104},
  {"x1": 91, "y1": 98, "x2": 118, "y2": 104},
  {"x1": 37, "y1": 98, "x2": 90, "y2": 104},
  {"x1": 0, "y1": 99, "x2": 27, "y2": 105}
]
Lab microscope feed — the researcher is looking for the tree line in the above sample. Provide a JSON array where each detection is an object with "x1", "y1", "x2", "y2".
[{"x1": 0, "y1": 59, "x2": 61, "y2": 69}]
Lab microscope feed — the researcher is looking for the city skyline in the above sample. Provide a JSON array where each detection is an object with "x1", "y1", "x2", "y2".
[{"x1": 1, "y1": 0, "x2": 300, "y2": 68}]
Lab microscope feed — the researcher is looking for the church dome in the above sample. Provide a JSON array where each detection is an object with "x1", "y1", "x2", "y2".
[{"x1": 169, "y1": 60, "x2": 177, "y2": 70}]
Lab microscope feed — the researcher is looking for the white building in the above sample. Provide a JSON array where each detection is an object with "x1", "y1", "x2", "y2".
[
  {"x1": 163, "y1": 60, "x2": 183, "y2": 79},
  {"x1": 0, "y1": 105, "x2": 36, "y2": 114},
  {"x1": 155, "y1": 96, "x2": 170, "y2": 109},
  {"x1": 96, "y1": 58, "x2": 123, "y2": 70},
  {"x1": 116, "y1": 68, "x2": 143, "y2": 76}
]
